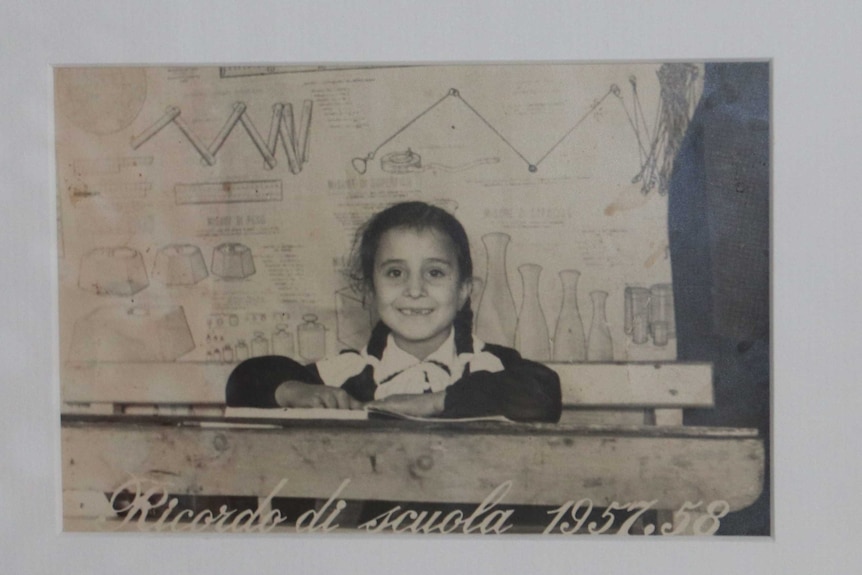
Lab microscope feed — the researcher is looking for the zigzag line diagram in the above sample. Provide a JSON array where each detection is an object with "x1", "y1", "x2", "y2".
[
  {"x1": 131, "y1": 101, "x2": 313, "y2": 173},
  {"x1": 352, "y1": 64, "x2": 700, "y2": 194}
]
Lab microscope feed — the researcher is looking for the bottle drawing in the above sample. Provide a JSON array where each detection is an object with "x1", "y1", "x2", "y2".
[
  {"x1": 552, "y1": 269, "x2": 586, "y2": 362},
  {"x1": 272, "y1": 323, "x2": 296, "y2": 357},
  {"x1": 222, "y1": 344, "x2": 234, "y2": 363},
  {"x1": 235, "y1": 339, "x2": 249, "y2": 361},
  {"x1": 649, "y1": 283, "x2": 673, "y2": 346},
  {"x1": 251, "y1": 331, "x2": 269, "y2": 357},
  {"x1": 298, "y1": 313, "x2": 326, "y2": 362},
  {"x1": 469, "y1": 276, "x2": 484, "y2": 334},
  {"x1": 475, "y1": 232, "x2": 517, "y2": 347},
  {"x1": 587, "y1": 290, "x2": 613, "y2": 361},
  {"x1": 514, "y1": 264, "x2": 550, "y2": 361},
  {"x1": 629, "y1": 287, "x2": 651, "y2": 345}
]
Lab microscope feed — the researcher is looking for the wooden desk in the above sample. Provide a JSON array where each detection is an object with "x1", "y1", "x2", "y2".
[{"x1": 61, "y1": 415, "x2": 763, "y2": 521}]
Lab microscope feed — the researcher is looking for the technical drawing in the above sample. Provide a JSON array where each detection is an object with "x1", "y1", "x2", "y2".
[
  {"x1": 174, "y1": 180, "x2": 283, "y2": 205},
  {"x1": 475, "y1": 232, "x2": 518, "y2": 347},
  {"x1": 624, "y1": 283, "x2": 676, "y2": 347},
  {"x1": 586, "y1": 291, "x2": 613, "y2": 361},
  {"x1": 514, "y1": 264, "x2": 551, "y2": 361},
  {"x1": 552, "y1": 270, "x2": 586, "y2": 362},
  {"x1": 152, "y1": 244, "x2": 208, "y2": 286},
  {"x1": 219, "y1": 65, "x2": 409, "y2": 78},
  {"x1": 620, "y1": 64, "x2": 701, "y2": 195},
  {"x1": 210, "y1": 243, "x2": 255, "y2": 280},
  {"x1": 379, "y1": 148, "x2": 500, "y2": 174},
  {"x1": 334, "y1": 287, "x2": 375, "y2": 350},
  {"x1": 131, "y1": 101, "x2": 313, "y2": 172},
  {"x1": 298, "y1": 314, "x2": 327, "y2": 362},
  {"x1": 68, "y1": 305, "x2": 195, "y2": 362},
  {"x1": 352, "y1": 87, "x2": 619, "y2": 175},
  {"x1": 55, "y1": 67, "x2": 147, "y2": 135},
  {"x1": 78, "y1": 247, "x2": 149, "y2": 296}
]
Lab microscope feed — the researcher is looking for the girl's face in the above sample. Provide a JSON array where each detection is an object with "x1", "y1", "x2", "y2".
[{"x1": 372, "y1": 226, "x2": 470, "y2": 360}]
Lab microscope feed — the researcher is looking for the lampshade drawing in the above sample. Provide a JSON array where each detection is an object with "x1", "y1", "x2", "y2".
[
  {"x1": 152, "y1": 244, "x2": 208, "y2": 285},
  {"x1": 68, "y1": 305, "x2": 195, "y2": 362},
  {"x1": 78, "y1": 247, "x2": 149, "y2": 296},
  {"x1": 211, "y1": 243, "x2": 255, "y2": 280}
]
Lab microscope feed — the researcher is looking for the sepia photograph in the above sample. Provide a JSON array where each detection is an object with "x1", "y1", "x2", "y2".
[
  {"x1": 3, "y1": 1, "x2": 861, "y2": 573},
  {"x1": 56, "y1": 61, "x2": 769, "y2": 536}
]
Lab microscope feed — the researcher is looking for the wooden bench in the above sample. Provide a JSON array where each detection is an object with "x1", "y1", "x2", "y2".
[{"x1": 60, "y1": 360, "x2": 763, "y2": 534}]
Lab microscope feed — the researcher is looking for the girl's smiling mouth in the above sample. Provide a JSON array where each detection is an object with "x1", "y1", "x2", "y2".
[{"x1": 398, "y1": 307, "x2": 435, "y2": 316}]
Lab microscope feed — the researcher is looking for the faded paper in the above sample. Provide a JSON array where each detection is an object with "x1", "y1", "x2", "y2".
[{"x1": 56, "y1": 62, "x2": 770, "y2": 535}]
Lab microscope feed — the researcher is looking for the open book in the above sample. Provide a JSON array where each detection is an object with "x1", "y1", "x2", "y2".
[{"x1": 221, "y1": 406, "x2": 512, "y2": 423}]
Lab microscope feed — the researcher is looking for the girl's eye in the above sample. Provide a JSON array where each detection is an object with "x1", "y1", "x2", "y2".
[
  {"x1": 427, "y1": 268, "x2": 446, "y2": 279},
  {"x1": 385, "y1": 268, "x2": 403, "y2": 279}
]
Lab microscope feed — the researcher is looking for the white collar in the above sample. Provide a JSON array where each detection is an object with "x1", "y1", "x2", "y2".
[{"x1": 375, "y1": 329, "x2": 461, "y2": 384}]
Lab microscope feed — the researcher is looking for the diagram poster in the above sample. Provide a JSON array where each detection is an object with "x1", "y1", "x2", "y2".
[{"x1": 56, "y1": 62, "x2": 769, "y2": 536}]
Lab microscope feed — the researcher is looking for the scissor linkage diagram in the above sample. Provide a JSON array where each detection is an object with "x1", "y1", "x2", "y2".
[{"x1": 131, "y1": 101, "x2": 313, "y2": 173}]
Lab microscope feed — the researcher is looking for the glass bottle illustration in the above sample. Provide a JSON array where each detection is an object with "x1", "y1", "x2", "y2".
[
  {"x1": 649, "y1": 284, "x2": 673, "y2": 347},
  {"x1": 272, "y1": 322, "x2": 295, "y2": 357},
  {"x1": 235, "y1": 339, "x2": 249, "y2": 361},
  {"x1": 251, "y1": 331, "x2": 269, "y2": 357},
  {"x1": 552, "y1": 269, "x2": 586, "y2": 362},
  {"x1": 587, "y1": 290, "x2": 613, "y2": 361},
  {"x1": 629, "y1": 287, "x2": 651, "y2": 345},
  {"x1": 469, "y1": 276, "x2": 484, "y2": 333},
  {"x1": 222, "y1": 344, "x2": 234, "y2": 364},
  {"x1": 298, "y1": 313, "x2": 326, "y2": 362},
  {"x1": 475, "y1": 232, "x2": 517, "y2": 347},
  {"x1": 514, "y1": 264, "x2": 550, "y2": 361}
]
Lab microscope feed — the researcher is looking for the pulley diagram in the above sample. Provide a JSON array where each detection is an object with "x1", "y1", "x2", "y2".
[{"x1": 131, "y1": 100, "x2": 313, "y2": 173}]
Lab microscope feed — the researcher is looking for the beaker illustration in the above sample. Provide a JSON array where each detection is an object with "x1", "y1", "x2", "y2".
[
  {"x1": 222, "y1": 344, "x2": 235, "y2": 363},
  {"x1": 514, "y1": 264, "x2": 550, "y2": 361},
  {"x1": 272, "y1": 323, "x2": 295, "y2": 357},
  {"x1": 587, "y1": 291, "x2": 613, "y2": 361},
  {"x1": 235, "y1": 339, "x2": 249, "y2": 361},
  {"x1": 629, "y1": 287, "x2": 651, "y2": 345},
  {"x1": 298, "y1": 313, "x2": 326, "y2": 362},
  {"x1": 475, "y1": 233, "x2": 517, "y2": 347},
  {"x1": 251, "y1": 331, "x2": 269, "y2": 357},
  {"x1": 552, "y1": 270, "x2": 586, "y2": 362},
  {"x1": 649, "y1": 284, "x2": 674, "y2": 346}
]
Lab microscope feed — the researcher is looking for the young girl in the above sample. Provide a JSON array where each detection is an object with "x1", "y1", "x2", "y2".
[{"x1": 225, "y1": 201, "x2": 561, "y2": 422}]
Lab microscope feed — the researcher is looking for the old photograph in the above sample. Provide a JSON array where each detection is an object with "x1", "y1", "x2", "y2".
[{"x1": 56, "y1": 61, "x2": 769, "y2": 535}]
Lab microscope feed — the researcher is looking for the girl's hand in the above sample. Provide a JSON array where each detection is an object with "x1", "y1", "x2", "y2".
[
  {"x1": 367, "y1": 392, "x2": 446, "y2": 418},
  {"x1": 274, "y1": 381, "x2": 364, "y2": 410}
]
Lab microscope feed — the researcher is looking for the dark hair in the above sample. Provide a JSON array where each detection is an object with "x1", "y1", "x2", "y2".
[{"x1": 347, "y1": 201, "x2": 473, "y2": 297}]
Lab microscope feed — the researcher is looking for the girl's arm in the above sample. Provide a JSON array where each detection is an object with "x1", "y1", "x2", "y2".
[
  {"x1": 441, "y1": 344, "x2": 562, "y2": 423},
  {"x1": 225, "y1": 355, "x2": 324, "y2": 407}
]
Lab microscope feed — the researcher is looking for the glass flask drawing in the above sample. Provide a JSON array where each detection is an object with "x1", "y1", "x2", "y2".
[
  {"x1": 298, "y1": 313, "x2": 326, "y2": 362},
  {"x1": 475, "y1": 233, "x2": 517, "y2": 347},
  {"x1": 649, "y1": 284, "x2": 674, "y2": 346},
  {"x1": 251, "y1": 331, "x2": 269, "y2": 357},
  {"x1": 272, "y1": 323, "x2": 295, "y2": 357},
  {"x1": 552, "y1": 269, "x2": 586, "y2": 362},
  {"x1": 629, "y1": 287, "x2": 652, "y2": 345},
  {"x1": 235, "y1": 339, "x2": 249, "y2": 361},
  {"x1": 587, "y1": 290, "x2": 613, "y2": 361},
  {"x1": 222, "y1": 344, "x2": 234, "y2": 363},
  {"x1": 514, "y1": 264, "x2": 550, "y2": 361}
]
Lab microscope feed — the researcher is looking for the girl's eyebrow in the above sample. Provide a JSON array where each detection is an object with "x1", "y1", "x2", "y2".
[{"x1": 376, "y1": 257, "x2": 454, "y2": 267}]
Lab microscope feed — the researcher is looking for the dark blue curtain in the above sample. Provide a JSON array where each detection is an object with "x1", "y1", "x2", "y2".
[{"x1": 668, "y1": 62, "x2": 770, "y2": 534}]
